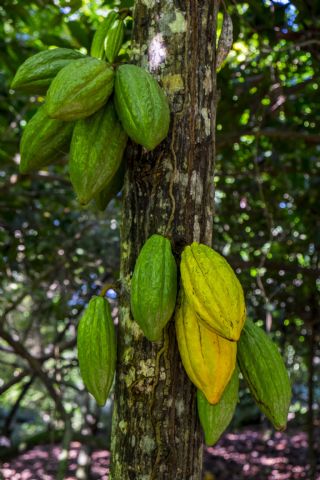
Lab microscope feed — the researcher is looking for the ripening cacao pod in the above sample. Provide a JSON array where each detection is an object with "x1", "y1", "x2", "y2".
[
  {"x1": 94, "y1": 159, "x2": 125, "y2": 211},
  {"x1": 180, "y1": 242, "x2": 246, "y2": 341},
  {"x1": 104, "y1": 18, "x2": 124, "y2": 63},
  {"x1": 69, "y1": 101, "x2": 127, "y2": 205},
  {"x1": 11, "y1": 48, "x2": 85, "y2": 94},
  {"x1": 45, "y1": 57, "x2": 114, "y2": 121},
  {"x1": 20, "y1": 105, "x2": 73, "y2": 174},
  {"x1": 77, "y1": 296, "x2": 117, "y2": 406},
  {"x1": 114, "y1": 64, "x2": 170, "y2": 150},
  {"x1": 175, "y1": 288, "x2": 237, "y2": 404},
  {"x1": 237, "y1": 320, "x2": 291, "y2": 431},
  {"x1": 130, "y1": 234, "x2": 177, "y2": 342},
  {"x1": 90, "y1": 11, "x2": 118, "y2": 59},
  {"x1": 197, "y1": 368, "x2": 239, "y2": 446}
]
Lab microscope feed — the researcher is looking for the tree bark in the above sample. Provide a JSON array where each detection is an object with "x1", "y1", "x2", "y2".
[{"x1": 111, "y1": 2, "x2": 218, "y2": 479}]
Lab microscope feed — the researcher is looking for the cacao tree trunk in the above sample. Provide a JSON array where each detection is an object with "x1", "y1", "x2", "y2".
[{"x1": 111, "y1": 2, "x2": 219, "y2": 478}]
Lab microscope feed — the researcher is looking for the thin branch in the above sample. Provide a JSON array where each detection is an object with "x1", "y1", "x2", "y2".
[
  {"x1": 3, "y1": 375, "x2": 35, "y2": 436},
  {"x1": 217, "y1": 129, "x2": 320, "y2": 146},
  {"x1": 0, "y1": 323, "x2": 67, "y2": 420},
  {"x1": 231, "y1": 258, "x2": 319, "y2": 278},
  {"x1": 0, "y1": 370, "x2": 30, "y2": 395}
]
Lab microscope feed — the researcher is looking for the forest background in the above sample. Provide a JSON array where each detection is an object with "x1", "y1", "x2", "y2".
[{"x1": 0, "y1": 0, "x2": 319, "y2": 479}]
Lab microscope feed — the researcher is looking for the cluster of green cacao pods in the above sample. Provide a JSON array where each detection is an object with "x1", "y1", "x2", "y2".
[
  {"x1": 131, "y1": 236, "x2": 291, "y2": 445},
  {"x1": 12, "y1": 10, "x2": 170, "y2": 209}
]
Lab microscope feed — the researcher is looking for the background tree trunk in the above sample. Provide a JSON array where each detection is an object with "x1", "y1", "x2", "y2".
[
  {"x1": 307, "y1": 320, "x2": 316, "y2": 480},
  {"x1": 111, "y1": 2, "x2": 219, "y2": 478}
]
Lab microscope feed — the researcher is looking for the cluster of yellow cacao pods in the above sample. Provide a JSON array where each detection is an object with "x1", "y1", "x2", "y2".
[
  {"x1": 174, "y1": 241, "x2": 291, "y2": 444},
  {"x1": 176, "y1": 242, "x2": 245, "y2": 406}
]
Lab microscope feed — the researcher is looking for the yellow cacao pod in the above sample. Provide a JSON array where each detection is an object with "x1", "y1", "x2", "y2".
[
  {"x1": 180, "y1": 243, "x2": 246, "y2": 341},
  {"x1": 175, "y1": 288, "x2": 237, "y2": 404}
]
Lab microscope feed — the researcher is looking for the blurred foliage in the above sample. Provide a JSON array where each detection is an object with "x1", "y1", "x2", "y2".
[
  {"x1": 215, "y1": 0, "x2": 320, "y2": 420},
  {"x1": 0, "y1": 0, "x2": 129, "y2": 452},
  {"x1": 0, "y1": 0, "x2": 319, "y2": 458}
]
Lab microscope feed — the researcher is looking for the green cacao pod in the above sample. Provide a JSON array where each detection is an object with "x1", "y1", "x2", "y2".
[
  {"x1": 114, "y1": 64, "x2": 170, "y2": 150},
  {"x1": 90, "y1": 11, "x2": 118, "y2": 59},
  {"x1": 11, "y1": 48, "x2": 85, "y2": 94},
  {"x1": 20, "y1": 105, "x2": 73, "y2": 174},
  {"x1": 197, "y1": 367, "x2": 239, "y2": 446},
  {"x1": 237, "y1": 320, "x2": 291, "y2": 431},
  {"x1": 77, "y1": 296, "x2": 117, "y2": 406},
  {"x1": 175, "y1": 288, "x2": 237, "y2": 404},
  {"x1": 130, "y1": 234, "x2": 177, "y2": 341},
  {"x1": 94, "y1": 159, "x2": 125, "y2": 211},
  {"x1": 69, "y1": 101, "x2": 127, "y2": 205},
  {"x1": 45, "y1": 57, "x2": 114, "y2": 121},
  {"x1": 104, "y1": 18, "x2": 124, "y2": 63},
  {"x1": 180, "y1": 242, "x2": 246, "y2": 342}
]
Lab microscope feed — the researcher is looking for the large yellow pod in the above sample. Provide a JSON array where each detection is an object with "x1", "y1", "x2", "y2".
[
  {"x1": 180, "y1": 242, "x2": 246, "y2": 341},
  {"x1": 175, "y1": 289, "x2": 237, "y2": 404}
]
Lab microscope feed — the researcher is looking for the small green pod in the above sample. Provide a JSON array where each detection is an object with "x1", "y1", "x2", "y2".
[
  {"x1": 20, "y1": 105, "x2": 73, "y2": 174},
  {"x1": 104, "y1": 18, "x2": 124, "y2": 63},
  {"x1": 237, "y1": 320, "x2": 291, "y2": 431},
  {"x1": 45, "y1": 57, "x2": 114, "y2": 121},
  {"x1": 90, "y1": 11, "x2": 118, "y2": 59},
  {"x1": 197, "y1": 368, "x2": 239, "y2": 446},
  {"x1": 131, "y1": 234, "x2": 177, "y2": 341},
  {"x1": 11, "y1": 48, "x2": 85, "y2": 94},
  {"x1": 69, "y1": 101, "x2": 127, "y2": 205},
  {"x1": 77, "y1": 296, "x2": 117, "y2": 406}
]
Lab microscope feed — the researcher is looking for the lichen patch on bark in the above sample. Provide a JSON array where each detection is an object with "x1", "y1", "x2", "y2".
[
  {"x1": 169, "y1": 11, "x2": 187, "y2": 33},
  {"x1": 148, "y1": 33, "x2": 167, "y2": 70},
  {"x1": 162, "y1": 74, "x2": 184, "y2": 94},
  {"x1": 201, "y1": 108, "x2": 211, "y2": 136},
  {"x1": 140, "y1": 0, "x2": 156, "y2": 8}
]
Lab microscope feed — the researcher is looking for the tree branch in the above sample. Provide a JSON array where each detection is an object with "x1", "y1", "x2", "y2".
[
  {"x1": 0, "y1": 323, "x2": 67, "y2": 420},
  {"x1": 217, "y1": 129, "x2": 320, "y2": 146},
  {"x1": 0, "y1": 370, "x2": 30, "y2": 395}
]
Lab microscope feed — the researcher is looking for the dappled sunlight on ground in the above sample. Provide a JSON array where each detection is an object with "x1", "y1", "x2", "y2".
[
  {"x1": 1, "y1": 442, "x2": 110, "y2": 480},
  {"x1": 1, "y1": 427, "x2": 319, "y2": 479},
  {"x1": 203, "y1": 427, "x2": 319, "y2": 479}
]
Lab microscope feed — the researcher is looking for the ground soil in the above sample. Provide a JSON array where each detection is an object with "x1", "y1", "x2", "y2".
[{"x1": 1, "y1": 426, "x2": 319, "y2": 479}]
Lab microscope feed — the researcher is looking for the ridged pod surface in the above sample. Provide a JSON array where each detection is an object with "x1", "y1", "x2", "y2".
[
  {"x1": 237, "y1": 320, "x2": 291, "y2": 430},
  {"x1": 180, "y1": 243, "x2": 246, "y2": 341},
  {"x1": 197, "y1": 368, "x2": 239, "y2": 446},
  {"x1": 114, "y1": 64, "x2": 170, "y2": 150},
  {"x1": 94, "y1": 159, "x2": 126, "y2": 211},
  {"x1": 130, "y1": 234, "x2": 177, "y2": 342},
  {"x1": 45, "y1": 57, "x2": 114, "y2": 121},
  {"x1": 104, "y1": 18, "x2": 124, "y2": 63},
  {"x1": 175, "y1": 288, "x2": 237, "y2": 404},
  {"x1": 20, "y1": 105, "x2": 73, "y2": 174},
  {"x1": 11, "y1": 48, "x2": 85, "y2": 94},
  {"x1": 90, "y1": 12, "x2": 118, "y2": 59},
  {"x1": 77, "y1": 296, "x2": 116, "y2": 406},
  {"x1": 69, "y1": 101, "x2": 127, "y2": 205}
]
